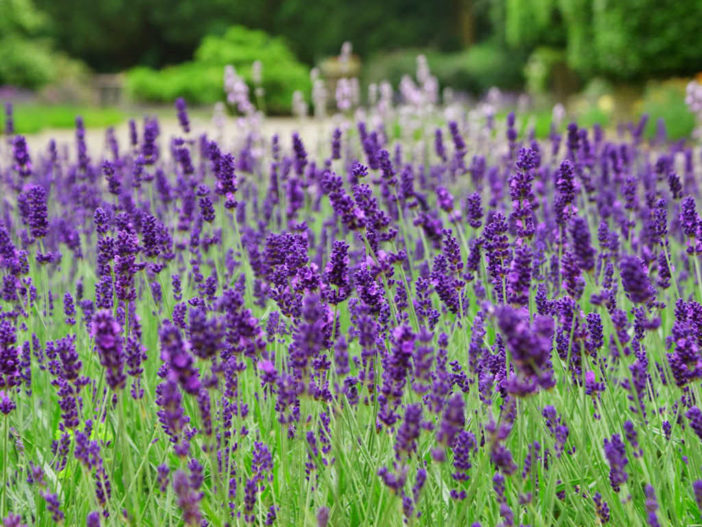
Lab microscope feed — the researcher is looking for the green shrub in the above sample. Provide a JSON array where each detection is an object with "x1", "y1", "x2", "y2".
[
  {"x1": 126, "y1": 26, "x2": 310, "y2": 114},
  {"x1": 362, "y1": 49, "x2": 419, "y2": 89},
  {"x1": 576, "y1": 106, "x2": 611, "y2": 130},
  {"x1": 524, "y1": 47, "x2": 568, "y2": 95},
  {"x1": 445, "y1": 43, "x2": 524, "y2": 94},
  {"x1": 363, "y1": 43, "x2": 524, "y2": 97},
  {"x1": 195, "y1": 26, "x2": 298, "y2": 66},
  {"x1": 639, "y1": 80, "x2": 695, "y2": 141},
  {"x1": 127, "y1": 64, "x2": 223, "y2": 105},
  {"x1": 0, "y1": 36, "x2": 56, "y2": 89},
  {"x1": 38, "y1": 52, "x2": 94, "y2": 103}
]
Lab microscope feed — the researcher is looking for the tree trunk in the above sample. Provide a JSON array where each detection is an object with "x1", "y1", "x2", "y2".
[{"x1": 453, "y1": 0, "x2": 475, "y2": 46}]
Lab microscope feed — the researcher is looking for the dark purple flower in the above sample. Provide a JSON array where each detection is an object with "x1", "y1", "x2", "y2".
[
  {"x1": 317, "y1": 506, "x2": 330, "y2": 527},
  {"x1": 483, "y1": 211, "x2": 510, "y2": 302},
  {"x1": 199, "y1": 196, "x2": 215, "y2": 223},
  {"x1": 24, "y1": 185, "x2": 48, "y2": 239},
  {"x1": 188, "y1": 307, "x2": 223, "y2": 361},
  {"x1": 508, "y1": 147, "x2": 538, "y2": 237},
  {"x1": 497, "y1": 306, "x2": 555, "y2": 393},
  {"x1": 436, "y1": 186, "x2": 454, "y2": 213},
  {"x1": 506, "y1": 242, "x2": 532, "y2": 307},
  {"x1": 593, "y1": 492, "x2": 610, "y2": 523},
  {"x1": 620, "y1": 255, "x2": 652, "y2": 304},
  {"x1": 141, "y1": 214, "x2": 162, "y2": 259},
  {"x1": 173, "y1": 469, "x2": 201, "y2": 525},
  {"x1": 4, "y1": 102, "x2": 14, "y2": 135},
  {"x1": 1, "y1": 513, "x2": 26, "y2": 527},
  {"x1": 292, "y1": 133, "x2": 308, "y2": 176},
  {"x1": 114, "y1": 230, "x2": 139, "y2": 303},
  {"x1": 561, "y1": 250, "x2": 585, "y2": 300},
  {"x1": 686, "y1": 406, "x2": 702, "y2": 441},
  {"x1": 12, "y1": 136, "x2": 32, "y2": 178},
  {"x1": 437, "y1": 393, "x2": 465, "y2": 447},
  {"x1": 91, "y1": 309, "x2": 126, "y2": 391},
  {"x1": 448, "y1": 121, "x2": 466, "y2": 172},
  {"x1": 0, "y1": 320, "x2": 19, "y2": 391},
  {"x1": 681, "y1": 197, "x2": 698, "y2": 237},
  {"x1": 157, "y1": 464, "x2": 170, "y2": 492},
  {"x1": 570, "y1": 216, "x2": 596, "y2": 272},
  {"x1": 586, "y1": 313, "x2": 603, "y2": 354},
  {"x1": 331, "y1": 128, "x2": 342, "y2": 160},
  {"x1": 431, "y1": 254, "x2": 461, "y2": 315},
  {"x1": 175, "y1": 98, "x2": 190, "y2": 133},
  {"x1": 555, "y1": 160, "x2": 576, "y2": 225},
  {"x1": 644, "y1": 484, "x2": 660, "y2": 527},
  {"x1": 156, "y1": 377, "x2": 189, "y2": 456},
  {"x1": 160, "y1": 320, "x2": 200, "y2": 395},
  {"x1": 395, "y1": 403, "x2": 422, "y2": 458},
  {"x1": 142, "y1": 117, "x2": 159, "y2": 165},
  {"x1": 464, "y1": 192, "x2": 483, "y2": 228},
  {"x1": 64, "y1": 292, "x2": 76, "y2": 325},
  {"x1": 244, "y1": 478, "x2": 258, "y2": 522},
  {"x1": 324, "y1": 240, "x2": 351, "y2": 304},
  {"x1": 434, "y1": 128, "x2": 447, "y2": 162},
  {"x1": 603, "y1": 434, "x2": 628, "y2": 492},
  {"x1": 41, "y1": 491, "x2": 64, "y2": 523},
  {"x1": 0, "y1": 391, "x2": 16, "y2": 414},
  {"x1": 102, "y1": 161, "x2": 121, "y2": 195},
  {"x1": 693, "y1": 480, "x2": 702, "y2": 512},
  {"x1": 86, "y1": 511, "x2": 101, "y2": 527},
  {"x1": 451, "y1": 430, "x2": 475, "y2": 481}
]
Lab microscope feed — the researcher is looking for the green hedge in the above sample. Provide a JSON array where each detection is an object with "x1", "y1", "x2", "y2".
[
  {"x1": 0, "y1": 36, "x2": 56, "y2": 89},
  {"x1": 639, "y1": 80, "x2": 695, "y2": 141},
  {"x1": 126, "y1": 26, "x2": 310, "y2": 114},
  {"x1": 364, "y1": 43, "x2": 524, "y2": 97}
]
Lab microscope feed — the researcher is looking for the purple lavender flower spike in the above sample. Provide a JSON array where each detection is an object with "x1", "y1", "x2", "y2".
[
  {"x1": 91, "y1": 309, "x2": 126, "y2": 391},
  {"x1": 620, "y1": 255, "x2": 653, "y2": 304}
]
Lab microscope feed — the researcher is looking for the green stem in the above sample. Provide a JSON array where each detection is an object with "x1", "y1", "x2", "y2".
[
  {"x1": 118, "y1": 392, "x2": 134, "y2": 518},
  {"x1": 692, "y1": 245, "x2": 702, "y2": 302},
  {"x1": 1, "y1": 415, "x2": 7, "y2": 518}
]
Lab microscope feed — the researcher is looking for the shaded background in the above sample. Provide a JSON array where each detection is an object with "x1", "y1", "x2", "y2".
[{"x1": 1, "y1": 0, "x2": 701, "y2": 137}]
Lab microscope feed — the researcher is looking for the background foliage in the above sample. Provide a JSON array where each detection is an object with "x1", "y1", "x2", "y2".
[
  {"x1": 18, "y1": 0, "x2": 699, "y2": 80},
  {"x1": 126, "y1": 26, "x2": 311, "y2": 113},
  {"x1": 1, "y1": 0, "x2": 701, "y2": 114}
]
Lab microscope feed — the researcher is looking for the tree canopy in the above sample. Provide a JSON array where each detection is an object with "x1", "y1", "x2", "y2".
[{"x1": 3, "y1": 0, "x2": 701, "y2": 87}]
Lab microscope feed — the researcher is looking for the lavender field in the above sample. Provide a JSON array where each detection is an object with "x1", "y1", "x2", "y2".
[{"x1": 2, "y1": 68, "x2": 702, "y2": 527}]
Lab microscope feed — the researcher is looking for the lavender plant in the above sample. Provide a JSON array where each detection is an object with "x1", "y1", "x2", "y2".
[{"x1": 0, "y1": 59, "x2": 701, "y2": 526}]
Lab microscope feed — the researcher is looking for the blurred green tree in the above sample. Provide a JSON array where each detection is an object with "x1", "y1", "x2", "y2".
[
  {"x1": 34, "y1": 0, "x2": 267, "y2": 70},
  {"x1": 18, "y1": 0, "x2": 702, "y2": 85},
  {"x1": 0, "y1": 0, "x2": 60, "y2": 88},
  {"x1": 126, "y1": 26, "x2": 310, "y2": 113},
  {"x1": 506, "y1": 0, "x2": 702, "y2": 80},
  {"x1": 0, "y1": 0, "x2": 49, "y2": 35},
  {"x1": 34, "y1": 0, "x2": 461, "y2": 71}
]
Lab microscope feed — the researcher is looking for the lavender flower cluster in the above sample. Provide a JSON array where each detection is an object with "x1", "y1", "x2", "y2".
[{"x1": 1, "y1": 89, "x2": 702, "y2": 526}]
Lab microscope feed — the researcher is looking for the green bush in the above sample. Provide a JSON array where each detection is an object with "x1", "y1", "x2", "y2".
[
  {"x1": 38, "y1": 52, "x2": 94, "y2": 103},
  {"x1": 576, "y1": 106, "x2": 611, "y2": 130},
  {"x1": 127, "y1": 64, "x2": 223, "y2": 105},
  {"x1": 639, "y1": 80, "x2": 695, "y2": 141},
  {"x1": 0, "y1": 36, "x2": 56, "y2": 89},
  {"x1": 126, "y1": 26, "x2": 310, "y2": 114},
  {"x1": 439, "y1": 43, "x2": 524, "y2": 94},
  {"x1": 524, "y1": 47, "x2": 568, "y2": 95},
  {"x1": 363, "y1": 43, "x2": 524, "y2": 96},
  {"x1": 362, "y1": 49, "x2": 419, "y2": 90}
]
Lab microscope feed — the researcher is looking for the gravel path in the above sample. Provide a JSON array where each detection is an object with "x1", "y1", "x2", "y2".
[{"x1": 20, "y1": 115, "x2": 334, "y2": 160}]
